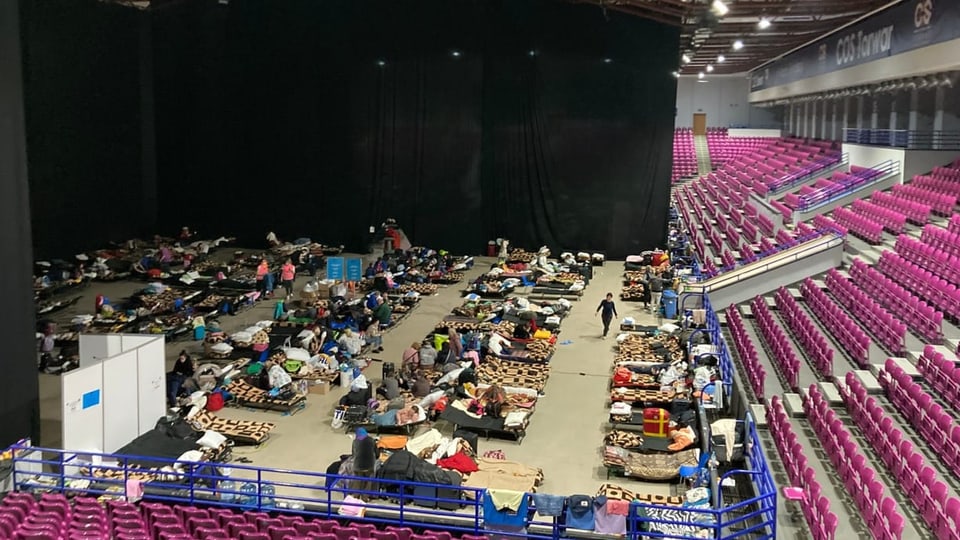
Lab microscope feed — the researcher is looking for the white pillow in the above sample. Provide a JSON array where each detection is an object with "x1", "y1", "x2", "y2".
[
  {"x1": 177, "y1": 450, "x2": 204, "y2": 463},
  {"x1": 283, "y1": 347, "x2": 311, "y2": 362},
  {"x1": 231, "y1": 331, "x2": 253, "y2": 343},
  {"x1": 659, "y1": 323, "x2": 680, "y2": 333},
  {"x1": 197, "y1": 430, "x2": 227, "y2": 449},
  {"x1": 210, "y1": 342, "x2": 233, "y2": 354},
  {"x1": 504, "y1": 411, "x2": 527, "y2": 427}
]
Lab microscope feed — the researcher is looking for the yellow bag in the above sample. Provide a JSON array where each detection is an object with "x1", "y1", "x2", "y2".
[{"x1": 533, "y1": 329, "x2": 551, "y2": 340}]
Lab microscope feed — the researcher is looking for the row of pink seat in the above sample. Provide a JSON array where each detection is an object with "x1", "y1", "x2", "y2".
[
  {"x1": 832, "y1": 206, "x2": 883, "y2": 243},
  {"x1": 894, "y1": 234, "x2": 960, "y2": 286},
  {"x1": 877, "y1": 250, "x2": 960, "y2": 321},
  {"x1": 850, "y1": 199, "x2": 906, "y2": 234},
  {"x1": 767, "y1": 396, "x2": 839, "y2": 540},
  {"x1": 870, "y1": 190, "x2": 931, "y2": 224},
  {"x1": 890, "y1": 183, "x2": 956, "y2": 215},
  {"x1": 916, "y1": 345, "x2": 960, "y2": 416},
  {"x1": 774, "y1": 287, "x2": 833, "y2": 378},
  {"x1": 750, "y1": 296, "x2": 799, "y2": 390},
  {"x1": 800, "y1": 278, "x2": 871, "y2": 367},
  {"x1": 825, "y1": 269, "x2": 906, "y2": 355},
  {"x1": 921, "y1": 224, "x2": 960, "y2": 260},
  {"x1": 803, "y1": 386, "x2": 903, "y2": 540},
  {"x1": 876, "y1": 362, "x2": 960, "y2": 539},
  {"x1": 811, "y1": 214, "x2": 847, "y2": 236},
  {"x1": 932, "y1": 164, "x2": 960, "y2": 178},
  {"x1": 724, "y1": 306, "x2": 766, "y2": 400},
  {"x1": 0, "y1": 494, "x2": 487, "y2": 540},
  {"x1": 837, "y1": 374, "x2": 937, "y2": 540},
  {"x1": 848, "y1": 258, "x2": 943, "y2": 342},
  {"x1": 913, "y1": 176, "x2": 960, "y2": 198},
  {"x1": 950, "y1": 213, "x2": 960, "y2": 235}
]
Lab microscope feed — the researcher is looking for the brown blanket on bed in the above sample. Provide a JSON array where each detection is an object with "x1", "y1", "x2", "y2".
[{"x1": 462, "y1": 457, "x2": 544, "y2": 496}]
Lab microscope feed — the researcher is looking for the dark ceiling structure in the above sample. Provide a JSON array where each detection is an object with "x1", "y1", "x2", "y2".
[
  {"x1": 572, "y1": 0, "x2": 894, "y2": 75},
  {"x1": 103, "y1": 0, "x2": 894, "y2": 75}
]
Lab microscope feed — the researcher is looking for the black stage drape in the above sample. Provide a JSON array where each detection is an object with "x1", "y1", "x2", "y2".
[
  {"x1": 1, "y1": 0, "x2": 41, "y2": 446},
  {"x1": 20, "y1": 1, "x2": 144, "y2": 258},
  {"x1": 25, "y1": 0, "x2": 678, "y2": 259}
]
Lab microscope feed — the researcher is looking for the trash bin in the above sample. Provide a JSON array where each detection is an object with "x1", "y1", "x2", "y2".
[
  {"x1": 487, "y1": 241, "x2": 496, "y2": 257},
  {"x1": 662, "y1": 290, "x2": 679, "y2": 319}
]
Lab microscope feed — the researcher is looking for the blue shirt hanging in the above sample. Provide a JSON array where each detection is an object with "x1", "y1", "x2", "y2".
[
  {"x1": 565, "y1": 494, "x2": 595, "y2": 531},
  {"x1": 483, "y1": 491, "x2": 529, "y2": 528}
]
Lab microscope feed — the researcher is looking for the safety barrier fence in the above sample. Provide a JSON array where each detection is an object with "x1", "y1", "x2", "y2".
[
  {"x1": 792, "y1": 160, "x2": 900, "y2": 212},
  {"x1": 765, "y1": 153, "x2": 847, "y2": 196},
  {"x1": 627, "y1": 413, "x2": 776, "y2": 539},
  {"x1": 843, "y1": 128, "x2": 960, "y2": 150}
]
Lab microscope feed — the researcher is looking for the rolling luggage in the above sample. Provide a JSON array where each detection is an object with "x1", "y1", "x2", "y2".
[
  {"x1": 437, "y1": 469, "x2": 463, "y2": 510},
  {"x1": 382, "y1": 361, "x2": 396, "y2": 379}
]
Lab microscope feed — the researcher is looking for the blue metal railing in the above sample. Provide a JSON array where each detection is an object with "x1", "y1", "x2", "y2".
[
  {"x1": 627, "y1": 413, "x2": 777, "y2": 539},
  {"x1": 842, "y1": 128, "x2": 960, "y2": 150},
  {"x1": 766, "y1": 153, "x2": 848, "y2": 196},
  {"x1": 793, "y1": 159, "x2": 900, "y2": 212},
  {"x1": 10, "y1": 426, "x2": 779, "y2": 540}
]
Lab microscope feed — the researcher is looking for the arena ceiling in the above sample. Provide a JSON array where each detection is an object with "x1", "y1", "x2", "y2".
[
  {"x1": 571, "y1": 0, "x2": 895, "y2": 75},
  {"x1": 104, "y1": 0, "x2": 896, "y2": 76}
]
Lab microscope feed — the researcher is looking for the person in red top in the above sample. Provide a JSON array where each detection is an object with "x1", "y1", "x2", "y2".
[
  {"x1": 280, "y1": 258, "x2": 296, "y2": 299},
  {"x1": 256, "y1": 258, "x2": 270, "y2": 295}
]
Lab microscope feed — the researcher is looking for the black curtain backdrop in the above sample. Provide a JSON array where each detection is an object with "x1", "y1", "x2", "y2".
[
  {"x1": 21, "y1": 0, "x2": 144, "y2": 258},
  {"x1": 25, "y1": 0, "x2": 678, "y2": 259},
  {"x1": 1, "y1": 0, "x2": 40, "y2": 447}
]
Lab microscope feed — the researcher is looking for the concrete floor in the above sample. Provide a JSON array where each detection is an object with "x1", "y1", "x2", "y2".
[{"x1": 37, "y1": 254, "x2": 672, "y2": 499}]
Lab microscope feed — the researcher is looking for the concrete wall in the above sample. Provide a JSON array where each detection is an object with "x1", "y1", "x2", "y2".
[
  {"x1": 728, "y1": 128, "x2": 783, "y2": 138},
  {"x1": 676, "y1": 75, "x2": 778, "y2": 129},
  {"x1": 682, "y1": 236, "x2": 844, "y2": 308},
  {"x1": 842, "y1": 144, "x2": 960, "y2": 183}
]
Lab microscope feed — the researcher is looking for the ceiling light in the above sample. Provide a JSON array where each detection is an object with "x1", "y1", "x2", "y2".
[
  {"x1": 682, "y1": 54, "x2": 691, "y2": 63},
  {"x1": 758, "y1": 18, "x2": 771, "y2": 29},
  {"x1": 711, "y1": 0, "x2": 729, "y2": 16},
  {"x1": 671, "y1": 71, "x2": 679, "y2": 78},
  {"x1": 528, "y1": 50, "x2": 536, "y2": 57},
  {"x1": 706, "y1": 64, "x2": 714, "y2": 72},
  {"x1": 451, "y1": 50, "x2": 461, "y2": 58},
  {"x1": 698, "y1": 72, "x2": 705, "y2": 79},
  {"x1": 376, "y1": 60, "x2": 386, "y2": 67},
  {"x1": 717, "y1": 55, "x2": 725, "y2": 63},
  {"x1": 603, "y1": 58, "x2": 612, "y2": 64},
  {"x1": 732, "y1": 40, "x2": 744, "y2": 51}
]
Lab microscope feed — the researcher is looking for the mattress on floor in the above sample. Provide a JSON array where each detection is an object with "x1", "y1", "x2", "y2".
[
  {"x1": 188, "y1": 409, "x2": 274, "y2": 445},
  {"x1": 476, "y1": 358, "x2": 550, "y2": 393}
]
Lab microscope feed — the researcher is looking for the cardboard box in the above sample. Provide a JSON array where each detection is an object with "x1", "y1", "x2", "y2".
[{"x1": 309, "y1": 381, "x2": 330, "y2": 395}]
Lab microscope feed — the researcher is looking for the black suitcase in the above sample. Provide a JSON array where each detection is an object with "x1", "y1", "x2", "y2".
[
  {"x1": 437, "y1": 469, "x2": 463, "y2": 510},
  {"x1": 382, "y1": 361, "x2": 396, "y2": 379},
  {"x1": 454, "y1": 429, "x2": 479, "y2": 454}
]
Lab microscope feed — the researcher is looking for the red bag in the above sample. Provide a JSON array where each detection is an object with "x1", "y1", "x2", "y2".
[
  {"x1": 206, "y1": 392, "x2": 224, "y2": 411},
  {"x1": 613, "y1": 367, "x2": 632, "y2": 386},
  {"x1": 643, "y1": 407, "x2": 670, "y2": 438}
]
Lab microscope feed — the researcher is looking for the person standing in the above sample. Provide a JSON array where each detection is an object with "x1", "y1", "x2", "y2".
[
  {"x1": 351, "y1": 428, "x2": 378, "y2": 499},
  {"x1": 648, "y1": 271, "x2": 664, "y2": 314},
  {"x1": 595, "y1": 292, "x2": 618, "y2": 339},
  {"x1": 280, "y1": 258, "x2": 296, "y2": 299},
  {"x1": 256, "y1": 258, "x2": 270, "y2": 296}
]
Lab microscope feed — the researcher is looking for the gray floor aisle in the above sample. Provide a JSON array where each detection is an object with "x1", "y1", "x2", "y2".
[{"x1": 39, "y1": 255, "x2": 668, "y2": 498}]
